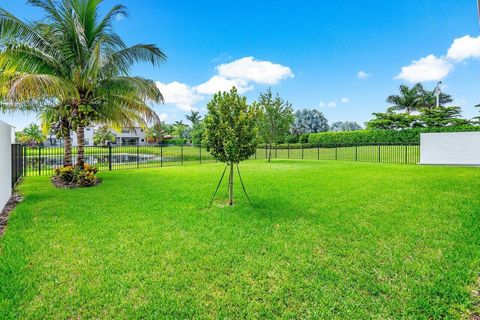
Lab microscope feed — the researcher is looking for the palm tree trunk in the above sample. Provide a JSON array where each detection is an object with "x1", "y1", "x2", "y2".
[
  {"x1": 76, "y1": 124, "x2": 85, "y2": 169},
  {"x1": 228, "y1": 163, "x2": 234, "y2": 206},
  {"x1": 64, "y1": 130, "x2": 73, "y2": 167}
]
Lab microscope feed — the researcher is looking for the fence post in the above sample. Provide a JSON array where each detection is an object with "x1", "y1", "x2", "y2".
[
  {"x1": 181, "y1": 145, "x2": 184, "y2": 165},
  {"x1": 136, "y1": 145, "x2": 140, "y2": 168},
  {"x1": 275, "y1": 147, "x2": 277, "y2": 159},
  {"x1": 160, "y1": 145, "x2": 163, "y2": 167},
  {"x1": 378, "y1": 145, "x2": 381, "y2": 163},
  {"x1": 301, "y1": 144, "x2": 304, "y2": 159},
  {"x1": 404, "y1": 145, "x2": 408, "y2": 164},
  {"x1": 23, "y1": 145, "x2": 26, "y2": 177},
  {"x1": 265, "y1": 146, "x2": 267, "y2": 159},
  {"x1": 199, "y1": 145, "x2": 202, "y2": 164},
  {"x1": 335, "y1": 147, "x2": 338, "y2": 161},
  {"x1": 317, "y1": 145, "x2": 320, "y2": 160},
  {"x1": 38, "y1": 147, "x2": 41, "y2": 176},
  {"x1": 108, "y1": 145, "x2": 112, "y2": 171},
  {"x1": 355, "y1": 146, "x2": 358, "y2": 162},
  {"x1": 288, "y1": 144, "x2": 290, "y2": 159}
]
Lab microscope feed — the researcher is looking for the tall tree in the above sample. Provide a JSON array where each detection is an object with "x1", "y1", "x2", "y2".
[
  {"x1": 0, "y1": 0, "x2": 165, "y2": 169},
  {"x1": 256, "y1": 88, "x2": 294, "y2": 162},
  {"x1": 291, "y1": 109, "x2": 329, "y2": 134},
  {"x1": 418, "y1": 86, "x2": 453, "y2": 109},
  {"x1": 330, "y1": 121, "x2": 363, "y2": 132},
  {"x1": 204, "y1": 87, "x2": 258, "y2": 206},
  {"x1": 418, "y1": 106, "x2": 470, "y2": 127},
  {"x1": 186, "y1": 110, "x2": 202, "y2": 125},
  {"x1": 386, "y1": 84, "x2": 424, "y2": 113},
  {"x1": 365, "y1": 110, "x2": 420, "y2": 130}
]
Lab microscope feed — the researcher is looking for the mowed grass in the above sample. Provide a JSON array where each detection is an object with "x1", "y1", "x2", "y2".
[{"x1": 1, "y1": 160, "x2": 479, "y2": 319}]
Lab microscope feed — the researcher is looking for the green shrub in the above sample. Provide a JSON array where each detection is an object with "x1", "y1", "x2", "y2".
[
  {"x1": 308, "y1": 126, "x2": 480, "y2": 146},
  {"x1": 299, "y1": 134, "x2": 310, "y2": 143},
  {"x1": 285, "y1": 134, "x2": 299, "y2": 144}
]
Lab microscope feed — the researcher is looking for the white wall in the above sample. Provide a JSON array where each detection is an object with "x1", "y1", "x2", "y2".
[
  {"x1": 0, "y1": 120, "x2": 13, "y2": 210},
  {"x1": 420, "y1": 132, "x2": 480, "y2": 165}
]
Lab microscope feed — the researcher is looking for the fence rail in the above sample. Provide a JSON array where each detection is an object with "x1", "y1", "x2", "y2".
[{"x1": 20, "y1": 144, "x2": 420, "y2": 177}]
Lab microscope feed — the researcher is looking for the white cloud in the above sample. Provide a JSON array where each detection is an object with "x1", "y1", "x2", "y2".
[
  {"x1": 447, "y1": 35, "x2": 480, "y2": 61},
  {"x1": 155, "y1": 81, "x2": 203, "y2": 112},
  {"x1": 217, "y1": 56, "x2": 294, "y2": 84},
  {"x1": 195, "y1": 76, "x2": 253, "y2": 95},
  {"x1": 395, "y1": 35, "x2": 480, "y2": 83},
  {"x1": 357, "y1": 71, "x2": 371, "y2": 80},
  {"x1": 340, "y1": 97, "x2": 349, "y2": 103},
  {"x1": 395, "y1": 54, "x2": 453, "y2": 83},
  {"x1": 319, "y1": 102, "x2": 325, "y2": 107},
  {"x1": 155, "y1": 57, "x2": 293, "y2": 115},
  {"x1": 327, "y1": 102, "x2": 337, "y2": 108}
]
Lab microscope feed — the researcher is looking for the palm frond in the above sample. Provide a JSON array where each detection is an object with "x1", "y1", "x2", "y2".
[
  {"x1": 7, "y1": 74, "x2": 77, "y2": 103},
  {"x1": 102, "y1": 44, "x2": 166, "y2": 75}
]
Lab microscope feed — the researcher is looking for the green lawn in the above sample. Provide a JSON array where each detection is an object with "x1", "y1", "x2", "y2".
[
  {"x1": 1, "y1": 160, "x2": 479, "y2": 318},
  {"x1": 25, "y1": 145, "x2": 419, "y2": 176}
]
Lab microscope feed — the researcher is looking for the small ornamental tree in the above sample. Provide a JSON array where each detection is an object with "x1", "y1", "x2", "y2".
[
  {"x1": 257, "y1": 88, "x2": 294, "y2": 162},
  {"x1": 204, "y1": 87, "x2": 258, "y2": 206}
]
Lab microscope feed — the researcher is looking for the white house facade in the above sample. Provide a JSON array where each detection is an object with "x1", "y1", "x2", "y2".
[{"x1": 45, "y1": 126, "x2": 148, "y2": 147}]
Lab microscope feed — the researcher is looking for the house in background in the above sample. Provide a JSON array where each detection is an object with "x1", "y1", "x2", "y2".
[{"x1": 44, "y1": 126, "x2": 148, "y2": 147}]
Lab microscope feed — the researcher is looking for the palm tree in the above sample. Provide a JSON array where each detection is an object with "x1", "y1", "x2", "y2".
[
  {"x1": 186, "y1": 110, "x2": 202, "y2": 125},
  {"x1": 386, "y1": 84, "x2": 424, "y2": 114},
  {"x1": 0, "y1": 0, "x2": 165, "y2": 169},
  {"x1": 18, "y1": 123, "x2": 45, "y2": 146},
  {"x1": 93, "y1": 125, "x2": 116, "y2": 146}
]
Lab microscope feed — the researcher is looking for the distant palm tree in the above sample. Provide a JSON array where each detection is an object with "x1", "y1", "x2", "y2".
[
  {"x1": 186, "y1": 110, "x2": 202, "y2": 124},
  {"x1": 93, "y1": 126, "x2": 116, "y2": 146},
  {"x1": 386, "y1": 84, "x2": 424, "y2": 114},
  {"x1": 18, "y1": 123, "x2": 45, "y2": 146},
  {"x1": 0, "y1": 0, "x2": 165, "y2": 168}
]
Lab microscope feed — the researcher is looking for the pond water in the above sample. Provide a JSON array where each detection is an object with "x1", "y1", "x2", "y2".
[{"x1": 25, "y1": 153, "x2": 163, "y2": 167}]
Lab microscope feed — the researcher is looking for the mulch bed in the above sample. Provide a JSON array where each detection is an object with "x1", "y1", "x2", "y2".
[
  {"x1": 0, "y1": 192, "x2": 23, "y2": 237},
  {"x1": 51, "y1": 176, "x2": 102, "y2": 189}
]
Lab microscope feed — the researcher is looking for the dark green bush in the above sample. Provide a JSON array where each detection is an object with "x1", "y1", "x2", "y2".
[
  {"x1": 299, "y1": 134, "x2": 310, "y2": 143},
  {"x1": 285, "y1": 134, "x2": 299, "y2": 144},
  {"x1": 308, "y1": 126, "x2": 480, "y2": 146}
]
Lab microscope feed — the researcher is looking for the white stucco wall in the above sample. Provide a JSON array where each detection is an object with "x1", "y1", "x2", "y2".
[
  {"x1": 420, "y1": 132, "x2": 480, "y2": 165},
  {"x1": 0, "y1": 120, "x2": 13, "y2": 210}
]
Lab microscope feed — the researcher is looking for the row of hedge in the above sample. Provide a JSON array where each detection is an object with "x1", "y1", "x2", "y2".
[{"x1": 307, "y1": 126, "x2": 480, "y2": 146}]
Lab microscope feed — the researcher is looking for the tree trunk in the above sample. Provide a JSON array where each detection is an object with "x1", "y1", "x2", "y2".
[
  {"x1": 64, "y1": 130, "x2": 73, "y2": 167},
  {"x1": 228, "y1": 163, "x2": 234, "y2": 206},
  {"x1": 268, "y1": 144, "x2": 272, "y2": 163},
  {"x1": 76, "y1": 124, "x2": 85, "y2": 169}
]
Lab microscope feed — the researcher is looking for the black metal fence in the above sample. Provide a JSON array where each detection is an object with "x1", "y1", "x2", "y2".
[
  {"x1": 11, "y1": 144, "x2": 23, "y2": 187},
  {"x1": 21, "y1": 144, "x2": 420, "y2": 177}
]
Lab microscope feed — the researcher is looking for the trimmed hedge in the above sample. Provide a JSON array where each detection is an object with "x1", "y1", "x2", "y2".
[
  {"x1": 308, "y1": 126, "x2": 480, "y2": 146},
  {"x1": 258, "y1": 143, "x2": 316, "y2": 149}
]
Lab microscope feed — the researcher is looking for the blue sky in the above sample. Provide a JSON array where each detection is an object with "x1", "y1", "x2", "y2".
[{"x1": 1, "y1": 0, "x2": 480, "y2": 129}]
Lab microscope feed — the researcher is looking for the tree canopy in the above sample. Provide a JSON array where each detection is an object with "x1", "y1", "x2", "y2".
[{"x1": 292, "y1": 109, "x2": 329, "y2": 134}]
